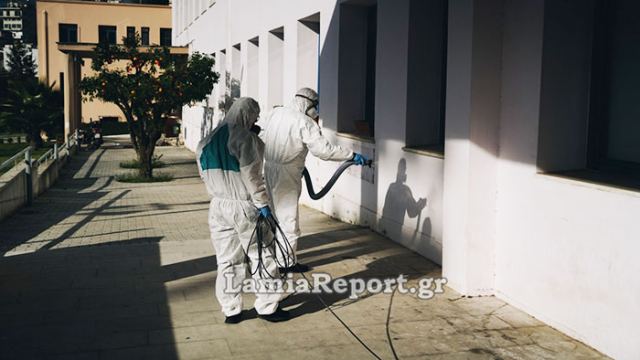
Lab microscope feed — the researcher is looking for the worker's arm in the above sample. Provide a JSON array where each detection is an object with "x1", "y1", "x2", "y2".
[
  {"x1": 237, "y1": 134, "x2": 270, "y2": 209},
  {"x1": 300, "y1": 117, "x2": 353, "y2": 161}
]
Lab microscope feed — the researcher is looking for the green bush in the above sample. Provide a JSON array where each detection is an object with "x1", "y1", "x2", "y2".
[
  {"x1": 119, "y1": 157, "x2": 165, "y2": 169},
  {"x1": 115, "y1": 173, "x2": 173, "y2": 183},
  {"x1": 120, "y1": 160, "x2": 167, "y2": 169}
]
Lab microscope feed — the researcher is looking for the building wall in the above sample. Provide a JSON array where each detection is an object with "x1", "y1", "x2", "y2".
[
  {"x1": 494, "y1": 1, "x2": 640, "y2": 359},
  {"x1": 1, "y1": 1, "x2": 23, "y2": 37},
  {"x1": 36, "y1": 0, "x2": 171, "y2": 123},
  {"x1": 174, "y1": 1, "x2": 639, "y2": 358}
]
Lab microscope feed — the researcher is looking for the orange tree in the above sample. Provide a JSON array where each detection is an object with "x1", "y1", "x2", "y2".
[{"x1": 80, "y1": 35, "x2": 218, "y2": 178}]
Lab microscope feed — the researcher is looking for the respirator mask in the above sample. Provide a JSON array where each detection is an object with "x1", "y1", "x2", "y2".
[
  {"x1": 295, "y1": 94, "x2": 320, "y2": 121},
  {"x1": 250, "y1": 124, "x2": 261, "y2": 135}
]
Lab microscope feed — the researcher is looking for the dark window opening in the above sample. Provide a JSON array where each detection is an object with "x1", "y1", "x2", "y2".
[
  {"x1": 126, "y1": 26, "x2": 136, "y2": 42},
  {"x1": 160, "y1": 28, "x2": 172, "y2": 46},
  {"x1": 538, "y1": 0, "x2": 640, "y2": 190},
  {"x1": 141, "y1": 27, "x2": 150, "y2": 46},
  {"x1": 58, "y1": 23, "x2": 77, "y2": 44},
  {"x1": 364, "y1": 5, "x2": 376, "y2": 137},
  {"x1": 588, "y1": 0, "x2": 640, "y2": 179},
  {"x1": 98, "y1": 25, "x2": 117, "y2": 45},
  {"x1": 338, "y1": 1, "x2": 377, "y2": 139},
  {"x1": 405, "y1": 0, "x2": 448, "y2": 155}
]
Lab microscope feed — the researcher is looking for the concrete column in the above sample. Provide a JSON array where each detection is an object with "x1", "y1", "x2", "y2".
[
  {"x1": 266, "y1": 31, "x2": 284, "y2": 110},
  {"x1": 64, "y1": 54, "x2": 82, "y2": 140},
  {"x1": 296, "y1": 19, "x2": 320, "y2": 92},
  {"x1": 282, "y1": 19, "x2": 298, "y2": 101},
  {"x1": 442, "y1": 0, "x2": 504, "y2": 296},
  {"x1": 245, "y1": 39, "x2": 260, "y2": 100},
  {"x1": 258, "y1": 31, "x2": 270, "y2": 116},
  {"x1": 240, "y1": 40, "x2": 249, "y2": 97},
  {"x1": 317, "y1": 2, "x2": 340, "y2": 131}
]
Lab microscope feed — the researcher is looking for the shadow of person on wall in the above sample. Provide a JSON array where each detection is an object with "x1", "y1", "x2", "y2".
[{"x1": 379, "y1": 159, "x2": 427, "y2": 242}]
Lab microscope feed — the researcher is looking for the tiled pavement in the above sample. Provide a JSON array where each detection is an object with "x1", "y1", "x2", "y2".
[{"x1": 0, "y1": 143, "x2": 608, "y2": 359}]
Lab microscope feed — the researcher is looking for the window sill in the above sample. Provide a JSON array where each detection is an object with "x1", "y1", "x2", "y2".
[
  {"x1": 403, "y1": 145, "x2": 445, "y2": 159},
  {"x1": 540, "y1": 169, "x2": 640, "y2": 196},
  {"x1": 336, "y1": 132, "x2": 375, "y2": 144}
]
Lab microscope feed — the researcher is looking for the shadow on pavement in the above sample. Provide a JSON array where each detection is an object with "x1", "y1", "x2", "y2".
[{"x1": 0, "y1": 148, "x2": 217, "y2": 359}]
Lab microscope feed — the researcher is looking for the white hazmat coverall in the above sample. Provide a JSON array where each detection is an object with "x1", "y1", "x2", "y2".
[
  {"x1": 261, "y1": 88, "x2": 353, "y2": 265},
  {"x1": 196, "y1": 98, "x2": 280, "y2": 317}
]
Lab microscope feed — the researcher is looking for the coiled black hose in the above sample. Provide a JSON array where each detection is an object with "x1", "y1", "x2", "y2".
[
  {"x1": 302, "y1": 159, "x2": 372, "y2": 200},
  {"x1": 246, "y1": 213, "x2": 295, "y2": 280}
]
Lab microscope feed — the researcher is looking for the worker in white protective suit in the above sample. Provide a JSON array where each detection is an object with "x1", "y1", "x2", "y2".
[
  {"x1": 261, "y1": 88, "x2": 369, "y2": 273},
  {"x1": 196, "y1": 98, "x2": 290, "y2": 324}
]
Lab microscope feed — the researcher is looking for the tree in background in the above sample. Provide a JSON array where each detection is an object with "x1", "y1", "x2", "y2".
[
  {"x1": 6, "y1": 40, "x2": 36, "y2": 82},
  {"x1": 0, "y1": 38, "x2": 62, "y2": 145},
  {"x1": 80, "y1": 35, "x2": 218, "y2": 179},
  {"x1": 0, "y1": 81, "x2": 63, "y2": 147},
  {"x1": 0, "y1": 67, "x2": 8, "y2": 101}
]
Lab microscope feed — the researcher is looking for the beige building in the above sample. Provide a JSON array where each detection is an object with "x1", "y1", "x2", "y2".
[{"x1": 36, "y1": 0, "x2": 173, "y2": 137}]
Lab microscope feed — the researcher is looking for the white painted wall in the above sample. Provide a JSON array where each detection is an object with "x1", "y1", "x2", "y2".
[
  {"x1": 173, "y1": 1, "x2": 640, "y2": 358},
  {"x1": 495, "y1": 1, "x2": 640, "y2": 359},
  {"x1": 296, "y1": 19, "x2": 319, "y2": 91}
]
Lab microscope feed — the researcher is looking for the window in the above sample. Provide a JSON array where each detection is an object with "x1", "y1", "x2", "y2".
[
  {"x1": 160, "y1": 28, "x2": 172, "y2": 46},
  {"x1": 338, "y1": 1, "x2": 377, "y2": 139},
  {"x1": 588, "y1": 0, "x2": 640, "y2": 177},
  {"x1": 126, "y1": 26, "x2": 135, "y2": 42},
  {"x1": 98, "y1": 25, "x2": 117, "y2": 45},
  {"x1": 405, "y1": 0, "x2": 448, "y2": 154},
  {"x1": 537, "y1": 0, "x2": 640, "y2": 188},
  {"x1": 141, "y1": 27, "x2": 149, "y2": 46},
  {"x1": 58, "y1": 23, "x2": 78, "y2": 44}
]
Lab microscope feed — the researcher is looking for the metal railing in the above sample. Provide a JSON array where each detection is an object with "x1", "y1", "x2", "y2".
[
  {"x1": 0, "y1": 146, "x2": 32, "y2": 174},
  {"x1": 1, "y1": 131, "x2": 79, "y2": 175},
  {"x1": 0, "y1": 131, "x2": 80, "y2": 213}
]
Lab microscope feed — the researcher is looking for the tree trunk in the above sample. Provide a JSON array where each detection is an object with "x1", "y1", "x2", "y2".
[
  {"x1": 27, "y1": 131, "x2": 43, "y2": 149},
  {"x1": 137, "y1": 144, "x2": 154, "y2": 179}
]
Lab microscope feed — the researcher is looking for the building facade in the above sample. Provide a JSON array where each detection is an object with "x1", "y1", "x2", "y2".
[
  {"x1": 0, "y1": 1, "x2": 23, "y2": 39},
  {"x1": 36, "y1": 0, "x2": 172, "y2": 136},
  {"x1": 173, "y1": 1, "x2": 640, "y2": 359}
]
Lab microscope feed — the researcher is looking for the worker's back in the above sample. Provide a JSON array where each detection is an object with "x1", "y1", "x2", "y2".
[{"x1": 261, "y1": 106, "x2": 309, "y2": 168}]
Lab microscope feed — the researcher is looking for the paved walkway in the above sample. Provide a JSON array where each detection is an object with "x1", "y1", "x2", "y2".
[{"x1": 0, "y1": 144, "x2": 607, "y2": 359}]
